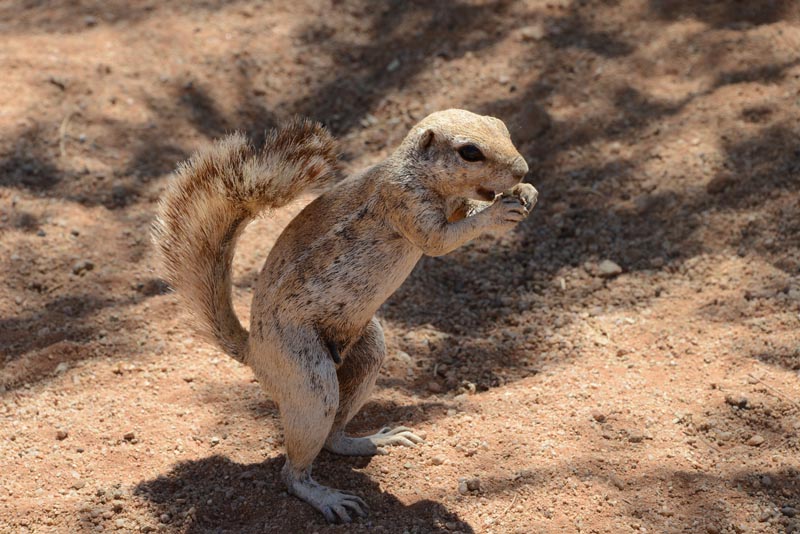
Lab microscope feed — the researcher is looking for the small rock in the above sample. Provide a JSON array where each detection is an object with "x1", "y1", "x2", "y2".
[
  {"x1": 72, "y1": 480, "x2": 86, "y2": 490},
  {"x1": 706, "y1": 525, "x2": 720, "y2": 534},
  {"x1": 84, "y1": 15, "x2": 98, "y2": 27},
  {"x1": 159, "y1": 513, "x2": 170, "y2": 524},
  {"x1": 114, "y1": 519, "x2": 126, "y2": 528},
  {"x1": 386, "y1": 58, "x2": 400, "y2": 72},
  {"x1": 209, "y1": 436, "x2": 220, "y2": 446},
  {"x1": 747, "y1": 434, "x2": 765, "y2": 447},
  {"x1": 706, "y1": 173, "x2": 736, "y2": 194},
  {"x1": 782, "y1": 506, "x2": 797, "y2": 518},
  {"x1": 519, "y1": 24, "x2": 546, "y2": 41},
  {"x1": 724, "y1": 394, "x2": 748, "y2": 408},
  {"x1": 430, "y1": 455, "x2": 446, "y2": 466},
  {"x1": 628, "y1": 430, "x2": 645, "y2": 443},
  {"x1": 56, "y1": 429, "x2": 69, "y2": 440},
  {"x1": 760, "y1": 475, "x2": 772, "y2": 487},
  {"x1": 597, "y1": 259, "x2": 623, "y2": 278},
  {"x1": 72, "y1": 260, "x2": 95, "y2": 276},
  {"x1": 591, "y1": 411, "x2": 606, "y2": 423},
  {"x1": 123, "y1": 432, "x2": 136, "y2": 441},
  {"x1": 457, "y1": 477, "x2": 480, "y2": 494},
  {"x1": 609, "y1": 474, "x2": 625, "y2": 490},
  {"x1": 111, "y1": 185, "x2": 129, "y2": 202},
  {"x1": 427, "y1": 381, "x2": 443, "y2": 393}
]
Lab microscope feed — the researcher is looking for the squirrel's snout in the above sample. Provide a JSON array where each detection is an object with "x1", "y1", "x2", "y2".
[{"x1": 511, "y1": 156, "x2": 529, "y2": 180}]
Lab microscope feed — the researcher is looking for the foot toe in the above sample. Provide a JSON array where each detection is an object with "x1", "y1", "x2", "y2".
[
  {"x1": 341, "y1": 496, "x2": 367, "y2": 517},
  {"x1": 321, "y1": 506, "x2": 337, "y2": 523},
  {"x1": 331, "y1": 504, "x2": 352, "y2": 523},
  {"x1": 401, "y1": 431, "x2": 424, "y2": 444},
  {"x1": 393, "y1": 436, "x2": 417, "y2": 447}
]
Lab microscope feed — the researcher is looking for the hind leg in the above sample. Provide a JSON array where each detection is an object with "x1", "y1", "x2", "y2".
[
  {"x1": 324, "y1": 318, "x2": 423, "y2": 456},
  {"x1": 253, "y1": 329, "x2": 367, "y2": 523}
]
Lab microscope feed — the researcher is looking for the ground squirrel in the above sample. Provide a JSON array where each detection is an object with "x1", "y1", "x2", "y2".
[{"x1": 152, "y1": 109, "x2": 537, "y2": 523}]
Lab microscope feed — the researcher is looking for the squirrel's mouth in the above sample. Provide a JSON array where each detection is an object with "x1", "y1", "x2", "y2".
[{"x1": 475, "y1": 187, "x2": 496, "y2": 201}]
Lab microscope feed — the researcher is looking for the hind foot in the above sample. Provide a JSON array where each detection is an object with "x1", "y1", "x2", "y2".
[
  {"x1": 325, "y1": 426, "x2": 424, "y2": 456},
  {"x1": 282, "y1": 466, "x2": 367, "y2": 523}
]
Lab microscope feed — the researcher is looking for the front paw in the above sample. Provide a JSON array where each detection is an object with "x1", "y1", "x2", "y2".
[
  {"x1": 502, "y1": 183, "x2": 538, "y2": 211},
  {"x1": 487, "y1": 195, "x2": 530, "y2": 232}
]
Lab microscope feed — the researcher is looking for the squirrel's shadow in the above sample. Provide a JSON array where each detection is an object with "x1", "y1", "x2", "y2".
[{"x1": 133, "y1": 454, "x2": 473, "y2": 533}]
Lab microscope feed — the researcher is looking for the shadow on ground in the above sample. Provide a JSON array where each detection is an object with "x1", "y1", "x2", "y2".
[{"x1": 132, "y1": 454, "x2": 473, "y2": 533}]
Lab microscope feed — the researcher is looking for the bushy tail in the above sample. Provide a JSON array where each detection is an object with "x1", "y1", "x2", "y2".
[{"x1": 152, "y1": 119, "x2": 340, "y2": 361}]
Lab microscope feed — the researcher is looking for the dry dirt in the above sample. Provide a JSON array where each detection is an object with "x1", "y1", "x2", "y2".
[{"x1": 2, "y1": 1, "x2": 800, "y2": 533}]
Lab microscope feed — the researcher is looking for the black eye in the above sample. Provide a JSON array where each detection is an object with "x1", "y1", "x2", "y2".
[{"x1": 458, "y1": 144, "x2": 485, "y2": 162}]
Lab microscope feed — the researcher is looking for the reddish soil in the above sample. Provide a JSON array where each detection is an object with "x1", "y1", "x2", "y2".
[{"x1": 1, "y1": 1, "x2": 799, "y2": 533}]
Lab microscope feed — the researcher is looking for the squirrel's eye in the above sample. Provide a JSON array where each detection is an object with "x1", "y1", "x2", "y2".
[{"x1": 458, "y1": 144, "x2": 485, "y2": 162}]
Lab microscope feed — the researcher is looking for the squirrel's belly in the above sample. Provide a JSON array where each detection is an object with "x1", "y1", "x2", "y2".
[{"x1": 291, "y1": 238, "x2": 420, "y2": 337}]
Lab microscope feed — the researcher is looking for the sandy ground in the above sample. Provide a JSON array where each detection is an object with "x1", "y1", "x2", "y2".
[{"x1": 1, "y1": 1, "x2": 800, "y2": 533}]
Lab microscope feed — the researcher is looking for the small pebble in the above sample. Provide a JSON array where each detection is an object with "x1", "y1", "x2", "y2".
[
  {"x1": 56, "y1": 429, "x2": 68, "y2": 440},
  {"x1": 72, "y1": 260, "x2": 95, "y2": 276},
  {"x1": 210, "y1": 436, "x2": 220, "y2": 446},
  {"x1": 427, "y1": 381, "x2": 443, "y2": 393},
  {"x1": 609, "y1": 474, "x2": 625, "y2": 490},
  {"x1": 724, "y1": 394, "x2": 748, "y2": 409},
  {"x1": 747, "y1": 434, "x2": 765, "y2": 447},
  {"x1": 628, "y1": 430, "x2": 644, "y2": 443},
  {"x1": 519, "y1": 24, "x2": 546, "y2": 41},
  {"x1": 782, "y1": 506, "x2": 797, "y2": 518},
  {"x1": 597, "y1": 259, "x2": 623, "y2": 278},
  {"x1": 592, "y1": 411, "x2": 606, "y2": 422},
  {"x1": 430, "y1": 455, "x2": 446, "y2": 466},
  {"x1": 123, "y1": 432, "x2": 136, "y2": 441},
  {"x1": 72, "y1": 480, "x2": 86, "y2": 490}
]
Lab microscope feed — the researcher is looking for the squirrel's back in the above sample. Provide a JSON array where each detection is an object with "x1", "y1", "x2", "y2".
[{"x1": 151, "y1": 119, "x2": 340, "y2": 361}]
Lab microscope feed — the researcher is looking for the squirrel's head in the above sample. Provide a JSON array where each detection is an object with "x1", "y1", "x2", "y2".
[{"x1": 400, "y1": 109, "x2": 529, "y2": 201}]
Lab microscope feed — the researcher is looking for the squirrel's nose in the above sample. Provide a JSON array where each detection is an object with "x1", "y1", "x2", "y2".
[{"x1": 511, "y1": 156, "x2": 529, "y2": 180}]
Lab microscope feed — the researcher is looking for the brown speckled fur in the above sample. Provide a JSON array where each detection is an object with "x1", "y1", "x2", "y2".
[{"x1": 152, "y1": 109, "x2": 537, "y2": 523}]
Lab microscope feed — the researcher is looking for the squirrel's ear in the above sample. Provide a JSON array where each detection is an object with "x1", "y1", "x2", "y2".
[{"x1": 417, "y1": 128, "x2": 435, "y2": 151}]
